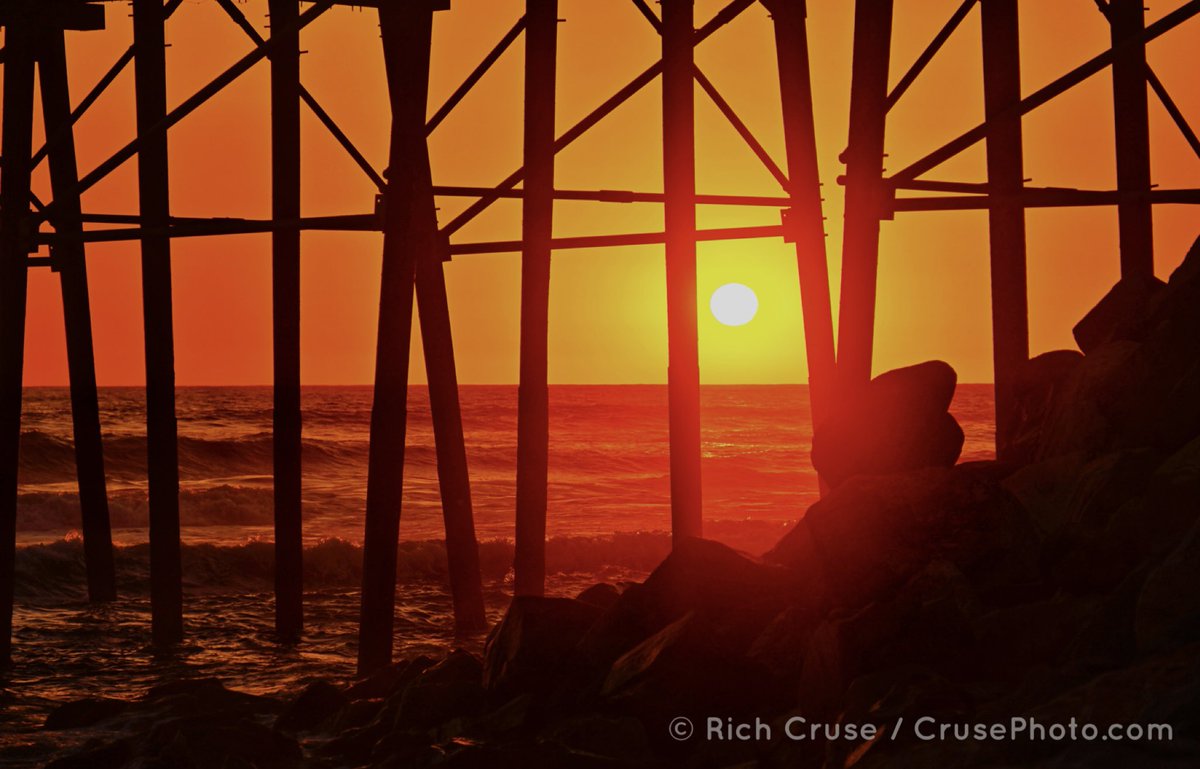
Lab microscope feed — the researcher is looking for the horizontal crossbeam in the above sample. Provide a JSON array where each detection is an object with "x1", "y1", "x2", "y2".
[{"x1": 892, "y1": 187, "x2": 1200, "y2": 212}]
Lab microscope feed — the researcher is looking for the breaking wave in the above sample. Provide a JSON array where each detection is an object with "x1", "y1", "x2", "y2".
[{"x1": 11, "y1": 532, "x2": 672, "y2": 604}]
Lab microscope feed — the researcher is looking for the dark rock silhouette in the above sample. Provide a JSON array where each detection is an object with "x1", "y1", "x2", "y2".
[
  {"x1": 1072, "y1": 275, "x2": 1166, "y2": 353},
  {"x1": 275, "y1": 679, "x2": 348, "y2": 733},
  {"x1": 812, "y1": 360, "x2": 965, "y2": 487}
]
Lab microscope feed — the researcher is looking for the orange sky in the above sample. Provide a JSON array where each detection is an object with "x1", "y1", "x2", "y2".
[{"x1": 13, "y1": 0, "x2": 1200, "y2": 385}]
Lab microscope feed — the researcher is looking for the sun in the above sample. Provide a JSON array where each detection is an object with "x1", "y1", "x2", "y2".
[{"x1": 709, "y1": 283, "x2": 758, "y2": 327}]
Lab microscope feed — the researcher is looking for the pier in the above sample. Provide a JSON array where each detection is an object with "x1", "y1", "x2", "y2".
[{"x1": 1, "y1": 0, "x2": 1198, "y2": 673}]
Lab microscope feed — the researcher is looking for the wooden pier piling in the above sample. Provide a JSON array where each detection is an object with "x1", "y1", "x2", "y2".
[
  {"x1": 416, "y1": 256, "x2": 488, "y2": 634},
  {"x1": 980, "y1": 0, "x2": 1030, "y2": 459},
  {"x1": 0, "y1": 7, "x2": 37, "y2": 668},
  {"x1": 768, "y1": 0, "x2": 838, "y2": 431},
  {"x1": 662, "y1": 0, "x2": 703, "y2": 545},
  {"x1": 38, "y1": 26, "x2": 117, "y2": 604},
  {"x1": 357, "y1": 0, "x2": 437, "y2": 675},
  {"x1": 132, "y1": 0, "x2": 184, "y2": 647},
  {"x1": 838, "y1": 0, "x2": 893, "y2": 393},
  {"x1": 1108, "y1": 0, "x2": 1155, "y2": 279},
  {"x1": 269, "y1": 0, "x2": 305, "y2": 642},
  {"x1": 514, "y1": 0, "x2": 559, "y2": 597}
]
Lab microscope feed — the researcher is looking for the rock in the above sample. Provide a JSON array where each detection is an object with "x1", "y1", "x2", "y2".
[
  {"x1": 769, "y1": 466, "x2": 1040, "y2": 609},
  {"x1": 812, "y1": 361, "x2": 964, "y2": 487},
  {"x1": 144, "y1": 715, "x2": 302, "y2": 769},
  {"x1": 970, "y1": 594, "x2": 1100, "y2": 682},
  {"x1": 44, "y1": 697, "x2": 129, "y2": 730},
  {"x1": 275, "y1": 679, "x2": 348, "y2": 733},
  {"x1": 1022, "y1": 451, "x2": 1161, "y2": 587},
  {"x1": 1136, "y1": 515, "x2": 1200, "y2": 652},
  {"x1": 1028, "y1": 642, "x2": 1200, "y2": 750},
  {"x1": 1096, "y1": 436, "x2": 1200, "y2": 580},
  {"x1": 828, "y1": 666, "x2": 974, "y2": 769},
  {"x1": 1002, "y1": 453, "x2": 1089, "y2": 535},
  {"x1": 575, "y1": 582, "x2": 658, "y2": 671},
  {"x1": 44, "y1": 740, "x2": 133, "y2": 769},
  {"x1": 1005, "y1": 350, "x2": 1085, "y2": 463},
  {"x1": 1073, "y1": 276, "x2": 1166, "y2": 354},
  {"x1": 636, "y1": 537, "x2": 797, "y2": 652},
  {"x1": 797, "y1": 562, "x2": 977, "y2": 716},
  {"x1": 396, "y1": 649, "x2": 486, "y2": 730},
  {"x1": 601, "y1": 612, "x2": 788, "y2": 732},
  {"x1": 1030, "y1": 341, "x2": 1146, "y2": 460},
  {"x1": 346, "y1": 656, "x2": 434, "y2": 701},
  {"x1": 484, "y1": 596, "x2": 602, "y2": 698},
  {"x1": 538, "y1": 715, "x2": 652, "y2": 765},
  {"x1": 1140, "y1": 435, "x2": 1200, "y2": 553},
  {"x1": 576, "y1": 582, "x2": 621, "y2": 611},
  {"x1": 747, "y1": 605, "x2": 821, "y2": 681},
  {"x1": 143, "y1": 677, "x2": 278, "y2": 719},
  {"x1": 1066, "y1": 565, "x2": 1149, "y2": 670}
]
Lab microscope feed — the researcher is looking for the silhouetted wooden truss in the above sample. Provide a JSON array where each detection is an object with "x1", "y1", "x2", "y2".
[{"x1": 0, "y1": 0, "x2": 1197, "y2": 671}]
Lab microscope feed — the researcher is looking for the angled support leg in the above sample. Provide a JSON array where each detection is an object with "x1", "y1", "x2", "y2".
[
  {"x1": 416, "y1": 257, "x2": 487, "y2": 633},
  {"x1": 38, "y1": 26, "x2": 117, "y2": 604},
  {"x1": 767, "y1": 0, "x2": 837, "y2": 434},
  {"x1": 358, "y1": 0, "x2": 437, "y2": 676}
]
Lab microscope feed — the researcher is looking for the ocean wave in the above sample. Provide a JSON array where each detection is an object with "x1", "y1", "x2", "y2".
[
  {"x1": 17, "y1": 430, "x2": 400, "y2": 485},
  {"x1": 15, "y1": 486, "x2": 277, "y2": 531},
  {"x1": 11, "y1": 532, "x2": 671, "y2": 603}
]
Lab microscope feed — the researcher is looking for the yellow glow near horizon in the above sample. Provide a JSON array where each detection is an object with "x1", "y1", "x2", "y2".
[{"x1": 710, "y1": 283, "x2": 759, "y2": 327}]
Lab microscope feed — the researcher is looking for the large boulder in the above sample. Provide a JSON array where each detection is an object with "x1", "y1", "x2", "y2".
[
  {"x1": 275, "y1": 679, "x2": 348, "y2": 733},
  {"x1": 797, "y1": 561, "x2": 978, "y2": 717},
  {"x1": 1136, "y1": 515, "x2": 1200, "y2": 652},
  {"x1": 1073, "y1": 276, "x2": 1166, "y2": 354},
  {"x1": 1003, "y1": 350, "x2": 1085, "y2": 463},
  {"x1": 637, "y1": 538, "x2": 795, "y2": 646},
  {"x1": 44, "y1": 697, "x2": 129, "y2": 731},
  {"x1": 812, "y1": 361, "x2": 964, "y2": 487},
  {"x1": 394, "y1": 649, "x2": 486, "y2": 730},
  {"x1": 601, "y1": 612, "x2": 789, "y2": 734},
  {"x1": 578, "y1": 539, "x2": 798, "y2": 673},
  {"x1": 484, "y1": 596, "x2": 602, "y2": 698},
  {"x1": 769, "y1": 465, "x2": 1040, "y2": 610}
]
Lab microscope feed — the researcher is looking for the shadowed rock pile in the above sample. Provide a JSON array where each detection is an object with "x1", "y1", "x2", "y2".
[{"x1": 40, "y1": 237, "x2": 1200, "y2": 768}]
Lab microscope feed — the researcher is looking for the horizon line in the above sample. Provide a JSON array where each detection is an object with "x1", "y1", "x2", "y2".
[{"x1": 20, "y1": 382, "x2": 999, "y2": 388}]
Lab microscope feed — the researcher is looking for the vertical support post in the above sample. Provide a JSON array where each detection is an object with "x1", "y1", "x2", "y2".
[
  {"x1": 1108, "y1": 0, "x2": 1154, "y2": 279},
  {"x1": 514, "y1": 0, "x2": 558, "y2": 597},
  {"x1": 358, "y1": 0, "x2": 435, "y2": 675},
  {"x1": 980, "y1": 0, "x2": 1029, "y2": 458},
  {"x1": 768, "y1": 0, "x2": 837, "y2": 431},
  {"x1": 415, "y1": 258, "x2": 487, "y2": 633},
  {"x1": 0, "y1": 8, "x2": 37, "y2": 668},
  {"x1": 837, "y1": 0, "x2": 893, "y2": 391},
  {"x1": 38, "y1": 27, "x2": 117, "y2": 603},
  {"x1": 662, "y1": 0, "x2": 703, "y2": 545},
  {"x1": 132, "y1": 0, "x2": 183, "y2": 647},
  {"x1": 268, "y1": 0, "x2": 303, "y2": 641}
]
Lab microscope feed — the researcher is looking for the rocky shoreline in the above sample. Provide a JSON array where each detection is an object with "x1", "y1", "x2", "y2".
[{"x1": 36, "y1": 239, "x2": 1200, "y2": 768}]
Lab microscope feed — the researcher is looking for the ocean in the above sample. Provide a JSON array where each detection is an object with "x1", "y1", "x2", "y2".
[{"x1": 0, "y1": 385, "x2": 995, "y2": 759}]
